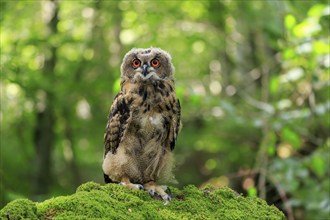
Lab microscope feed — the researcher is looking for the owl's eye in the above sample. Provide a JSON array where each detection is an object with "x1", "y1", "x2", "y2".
[
  {"x1": 151, "y1": 58, "x2": 160, "y2": 67},
  {"x1": 132, "y1": 59, "x2": 141, "y2": 68}
]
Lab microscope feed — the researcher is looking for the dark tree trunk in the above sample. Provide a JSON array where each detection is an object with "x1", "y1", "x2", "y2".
[
  {"x1": 33, "y1": 0, "x2": 59, "y2": 196},
  {"x1": 33, "y1": 105, "x2": 55, "y2": 195}
]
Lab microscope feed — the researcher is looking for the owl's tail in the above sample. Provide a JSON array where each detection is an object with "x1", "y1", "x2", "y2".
[{"x1": 104, "y1": 173, "x2": 113, "y2": 183}]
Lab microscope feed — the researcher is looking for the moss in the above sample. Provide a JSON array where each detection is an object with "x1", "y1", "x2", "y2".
[
  {"x1": 0, "y1": 199, "x2": 37, "y2": 220},
  {"x1": 0, "y1": 182, "x2": 285, "y2": 220}
]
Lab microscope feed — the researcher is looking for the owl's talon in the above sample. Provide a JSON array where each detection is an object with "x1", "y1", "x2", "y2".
[
  {"x1": 119, "y1": 182, "x2": 144, "y2": 190},
  {"x1": 136, "y1": 184, "x2": 144, "y2": 190},
  {"x1": 144, "y1": 182, "x2": 171, "y2": 203},
  {"x1": 162, "y1": 194, "x2": 171, "y2": 201},
  {"x1": 162, "y1": 194, "x2": 172, "y2": 205},
  {"x1": 148, "y1": 189, "x2": 155, "y2": 196}
]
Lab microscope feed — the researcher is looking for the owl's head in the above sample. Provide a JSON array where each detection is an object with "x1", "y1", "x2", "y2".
[{"x1": 120, "y1": 48, "x2": 174, "y2": 82}]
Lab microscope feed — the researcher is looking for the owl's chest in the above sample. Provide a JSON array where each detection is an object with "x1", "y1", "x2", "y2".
[
  {"x1": 138, "y1": 113, "x2": 164, "y2": 130},
  {"x1": 133, "y1": 88, "x2": 167, "y2": 127},
  {"x1": 123, "y1": 112, "x2": 163, "y2": 147},
  {"x1": 125, "y1": 81, "x2": 174, "y2": 137}
]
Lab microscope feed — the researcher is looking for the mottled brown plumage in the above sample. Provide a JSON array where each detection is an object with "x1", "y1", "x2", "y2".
[{"x1": 102, "y1": 48, "x2": 181, "y2": 200}]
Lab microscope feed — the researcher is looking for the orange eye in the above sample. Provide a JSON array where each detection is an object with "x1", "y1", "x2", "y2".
[
  {"x1": 132, "y1": 59, "x2": 141, "y2": 68},
  {"x1": 151, "y1": 58, "x2": 160, "y2": 67}
]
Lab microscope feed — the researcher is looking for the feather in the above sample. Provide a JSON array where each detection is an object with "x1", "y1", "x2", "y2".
[
  {"x1": 104, "y1": 92, "x2": 132, "y2": 156},
  {"x1": 170, "y1": 99, "x2": 181, "y2": 151}
]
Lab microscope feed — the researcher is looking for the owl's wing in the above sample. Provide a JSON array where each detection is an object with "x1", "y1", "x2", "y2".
[
  {"x1": 169, "y1": 98, "x2": 181, "y2": 151},
  {"x1": 104, "y1": 92, "x2": 132, "y2": 156}
]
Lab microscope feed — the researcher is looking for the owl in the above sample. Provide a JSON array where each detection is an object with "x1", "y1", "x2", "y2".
[{"x1": 102, "y1": 48, "x2": 181, "y2": 201}]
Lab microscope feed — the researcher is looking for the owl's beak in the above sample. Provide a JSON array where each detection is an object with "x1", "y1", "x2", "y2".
[{"x1": 142, "y1": 64, "x2": 148, "y2": 77}]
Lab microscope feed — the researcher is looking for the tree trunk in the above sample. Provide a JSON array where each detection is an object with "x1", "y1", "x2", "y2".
[{"x1": 33, "y1": 0, "x2": 59, "y2": 196}]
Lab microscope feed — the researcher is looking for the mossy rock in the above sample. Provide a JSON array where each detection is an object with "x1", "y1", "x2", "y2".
[{"x1": 1, "y1": 182, "x2": 285, "y2": 219}]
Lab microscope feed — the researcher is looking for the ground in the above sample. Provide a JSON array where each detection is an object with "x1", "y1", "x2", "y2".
[{"x1": 1, "y1": 182, "x2": 285, "y2": 219}]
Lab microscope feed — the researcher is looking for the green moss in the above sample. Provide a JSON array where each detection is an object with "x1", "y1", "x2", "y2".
[
  {"x1": 0, "y1": 182, "x2": 285, "y2": 219},
  {"x1": 0, "y1": 199, "x2": 37, "y2": 220}
]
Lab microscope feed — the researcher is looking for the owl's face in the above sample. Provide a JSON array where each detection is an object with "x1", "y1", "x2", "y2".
[{"x1": 120, "y1": 48, "x2": 174, "y2": 82}]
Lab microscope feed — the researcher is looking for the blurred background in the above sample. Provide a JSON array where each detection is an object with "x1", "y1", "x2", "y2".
[{"x1": 1, "y1": 0, "x2": 329, "y2": 219}]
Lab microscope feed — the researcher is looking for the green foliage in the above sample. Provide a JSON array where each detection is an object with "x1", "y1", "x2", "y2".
[
  {"x1": 269, "y1": 144, "x2": 330, "y2": 219},
  {"x1": 0, "y1": 182, "x2": 285, "y2": 219},
  {"x1": 1, "y1": 1, "x2": 329, "y2": 219}
]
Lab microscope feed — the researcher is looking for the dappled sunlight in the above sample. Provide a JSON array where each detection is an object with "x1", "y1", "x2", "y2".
[
  {"x1": 76, "y1": 99, "x2": 91, "y2": 120},
  {"x1": 277, "y1": 143, "x2": 294, "y2": 159},
  {"x1": 62, "y1": 139, "x2": 74, "y2": 162},
  {"x1": 5, "y1": 83, "x2": 21, "y2": 100},
  {"x1": 192, "y1": 41, "x2": 206, "y2": 54},
  {"x1": 225, "y1": 85, "x2": 236, "y2": 96},
  {"x1": 209, "y1": 81, "x2": 222, "y2": 96},
  {"x1": 120, "y1": 29, "x2": 137, "y2": 45}
]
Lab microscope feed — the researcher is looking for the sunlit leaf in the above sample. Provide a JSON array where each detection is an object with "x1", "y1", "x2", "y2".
[
  {"x1": 313, "y1": 40, "x2": 330, "y2": 54},
  {"x1": 285, "y1": 14, "x2": 296, "y2": 30},
  {"x1": 293, "y1": 19, "x2": 321, "y2": 38},
  {"x1": 308, "y1": 4, "x2": 326, "y2": 17}
]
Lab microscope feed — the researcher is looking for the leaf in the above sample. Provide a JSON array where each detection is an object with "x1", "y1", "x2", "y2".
[
  {"x1": 267, "y1": 132, "x2": 277, "y2": 157},
  {"x1": 282, "y1": 48, "x2": 295, "y2": 60},
  {"x1": 247, "y1": 186, "x2": 257, "y2": 197},
  {"x1": 269, "y1": 76, "x2": 280, "y2": 94},
  {"x1": 281, "y1": 127, "x2": 301, "y2": 150},
  {"x1": 293, "y1": 19, "x2": 321, "y2": 38},
  {"x1": 267, "y1": 145, "x2": 276, "y2": 157},
  {"x1": 313, "y1": 40, "x2": 330, "y2": 55},
  {"x1": 285, "y1": 14, "x2": 296, "y2": 30},
  {"x1": 308, "y1": 4, "x2": 327, "y2": 17},
  {"x1": 310, "y1": 156, "x2": 326, "y2": 177}
]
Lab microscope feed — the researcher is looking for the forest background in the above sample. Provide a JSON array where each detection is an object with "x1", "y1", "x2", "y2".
[{"x1": 1, "y1": 1, "x2": 329, "y2": 219}]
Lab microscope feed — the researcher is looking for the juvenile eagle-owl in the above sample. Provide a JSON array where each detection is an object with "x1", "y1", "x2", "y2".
[{"x1": 102, "y1": 48, "x2": 181, "y2": 200}]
